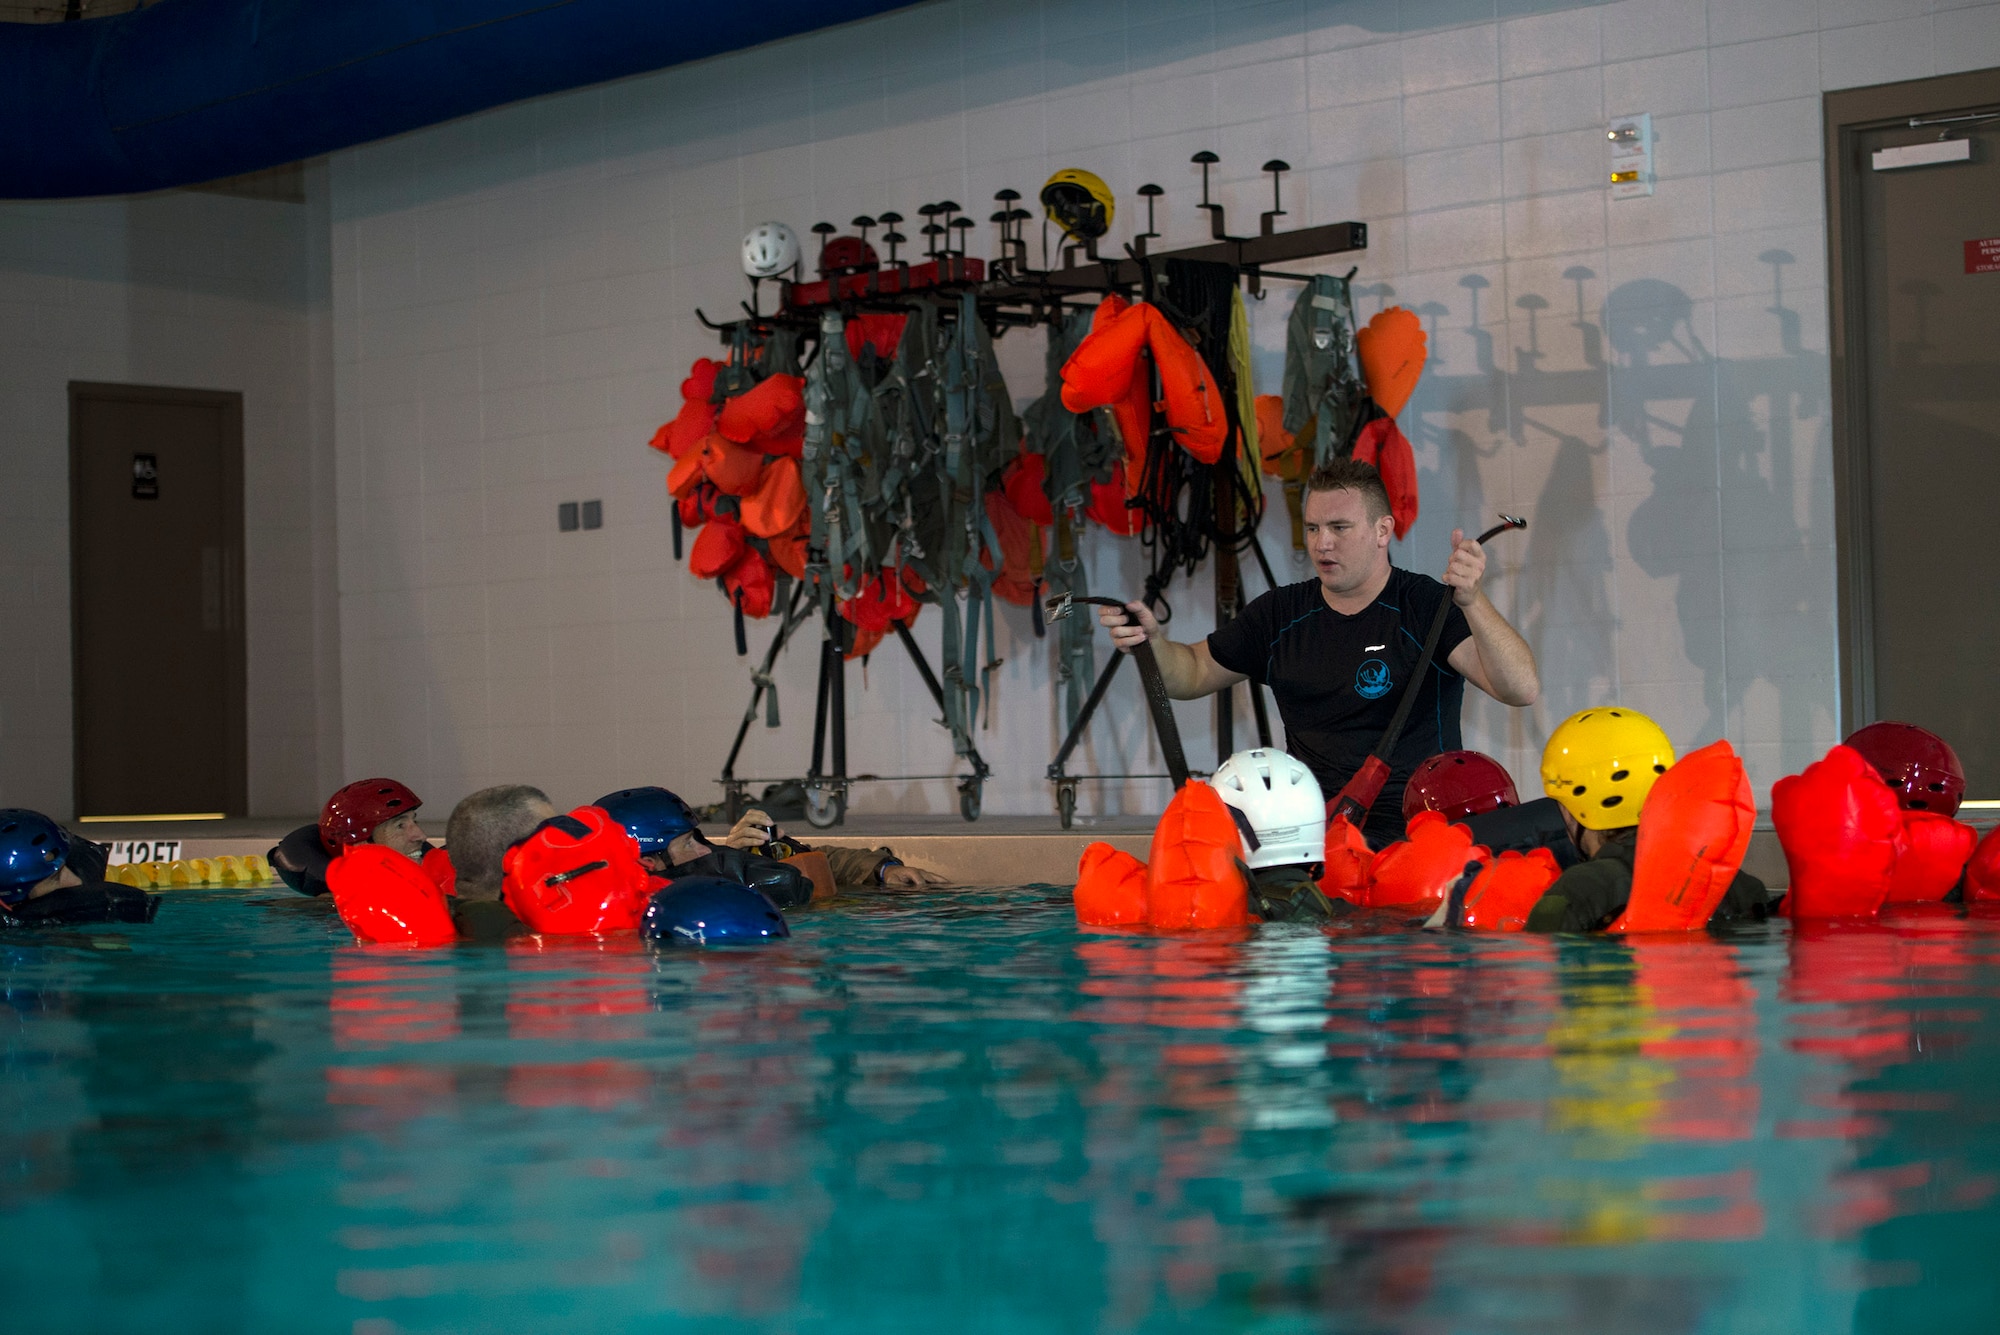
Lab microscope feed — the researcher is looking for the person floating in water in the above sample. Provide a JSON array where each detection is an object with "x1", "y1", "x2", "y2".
[
  {"x1": 1210, "y1": 748, "x2": 1344, "y2": 923},
  {"x1": 1099, "y1": 459, "x2": 1539, "y2": 848},
  {"x1": 269, "y1": 778, "x2": 436, "y2": 896},
  {"x1": 1523, "y1": 708, "x2": 1769, "y2": 933},
  {"x1": 0, "y1": 808, "x2": 159, "y2": 927}
]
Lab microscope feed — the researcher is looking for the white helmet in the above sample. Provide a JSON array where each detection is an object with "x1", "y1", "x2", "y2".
[
  {"x1": 1212, "y1": 748, "x2": 1326, "y2": 870},
  {"x1": 741, "y1": 222, "x2": 800, "y2": 278}
]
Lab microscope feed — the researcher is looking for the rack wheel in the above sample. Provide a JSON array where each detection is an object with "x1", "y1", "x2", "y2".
[
  {"x1": 805, "y1": 787, "x2": 845, "y2": 829},
  {"x1": 958, "y1": 781, "x2": 982, "y2": 823},
  {"x1": 1056, "y1": 783, "x2": 1077, "y2": 830}
]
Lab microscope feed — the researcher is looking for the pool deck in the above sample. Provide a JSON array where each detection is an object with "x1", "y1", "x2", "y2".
[{"x1": 74, "y1": 809, "x2": 1986, "y2": 890}]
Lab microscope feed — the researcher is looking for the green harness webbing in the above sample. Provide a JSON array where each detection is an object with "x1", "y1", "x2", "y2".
[
  {"x1": 1280, "y1": 273, "x2": 1362, "y2": 466},
  {"x1": 1019, "y1": 310, "x2": 1102, "y2": 731}
]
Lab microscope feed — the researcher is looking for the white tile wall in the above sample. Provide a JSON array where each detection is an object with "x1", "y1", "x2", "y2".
[
  {"x1": 0, "y1": 184, "x2": 340, "y2": 818},
  {"x1": 323, "y1": 0, "x2": 2000, "y2": 818}
]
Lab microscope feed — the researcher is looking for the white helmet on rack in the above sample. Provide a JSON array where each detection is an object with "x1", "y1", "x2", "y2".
[
  {"x1": 1211, "y1": 748, "x2": 1326, "y2": 870},
  {"x1": 741, "y1": 221, "x2": 800, "y2": 278}
]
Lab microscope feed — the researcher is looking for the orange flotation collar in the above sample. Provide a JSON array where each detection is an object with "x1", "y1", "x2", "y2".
[
  {"x1": 502, "y1": 807, "x2": 651, "y2": 936},
  {"x1": 327, "y1": 843, "x2": 458, "y2": 947},
  {"x1": 1608, "y1": 739, "x2": 1755, "y2": 932}
]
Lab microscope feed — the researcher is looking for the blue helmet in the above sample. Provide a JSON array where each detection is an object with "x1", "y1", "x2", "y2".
[
  {"x1": 593, "y1": 786, "x2": 701, "y2": 856},
  {"x1": 0, "y1": 810, "x2": 70, "y2": 906},
  {"x1": 643, "y1": 877, "x2": 790, "y2": 947}
]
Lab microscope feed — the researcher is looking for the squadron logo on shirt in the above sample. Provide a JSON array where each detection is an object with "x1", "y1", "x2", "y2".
[{"x1": 1355, "y1": 658, "x2": 1393, "y2": 699}]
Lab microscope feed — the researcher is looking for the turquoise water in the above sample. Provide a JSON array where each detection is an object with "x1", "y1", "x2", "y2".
[{"x1": 4, "y1": 887, "x2": 2000, "y2": 1333}]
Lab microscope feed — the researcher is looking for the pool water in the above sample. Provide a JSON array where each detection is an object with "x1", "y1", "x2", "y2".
[{"x1": 4, "y1": 887, "x2": 2000, "y2": 1333}]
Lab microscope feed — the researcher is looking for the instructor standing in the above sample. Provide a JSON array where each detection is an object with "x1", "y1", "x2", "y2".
[{"x1": 1102, "y1": 459, "x2": 1539, "y2": 845}]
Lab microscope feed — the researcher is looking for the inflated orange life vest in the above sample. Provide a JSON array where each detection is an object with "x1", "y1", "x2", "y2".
[
  {"x1": 1355, "y1": 306, "x2": 1426, "y2": 417},
  {"x1": 1886, "y1": 811, "x2": 1978, "y2": 902},
  {"x1": 1074, "y1": 842, "x2": 1149, "y2": 926},
  {"x1": 1060, "y1": 298, "x2": 1224, "y2": 466},
  {"x1": 717, "y1": 373, "x2": 805, "y2": 457},
  {"x1": 739, "y1": 456, "x2": 807, "y2": 538},
  {"x1": 1350, "y1": 416, "x2": 1419, "y2": 540},
  {"x1": 1458, "y1": 848, "x2": 1562, "y2": 931},
  {"x1": 1365, "y1": 810, "x2": 1487, "y2": 908},
  {"x1": 687, "y1": 516, "x2": 746, "y2": 579},
  {"x1": 1966, "y1": 825, "x2": 2000, "y2": 903},
  {"x1": 327, "y1": 843, "x2": 458, "y2": 947},
  {"x1": 1317, "y1": 815, "x2": 1372, "y2": 905},
  {"x1": 1773, "y1": 744, "x2": 1901, "y2": 918},
  {"x1": 502, "y1": 807, "x2": 651, "y2": 936},
  {"x1": 422, "y1": 845, "x2": 456, "y2": 898},
  {"x1": 1145, "y1": 782, "x2": 1254, "y2": 928},
  {"x1": 983, "y1": 485, "x2": 1043, "y2": 608},
  {"x1": 693, "y1": 430, "x2": 766, "y2": 495},
  {"x1": 722, "y1": 550, "x2": 776, "y2": 619},
  {"x1": 1607, "y1": 739, "x2": 1755, "y2": 933}
]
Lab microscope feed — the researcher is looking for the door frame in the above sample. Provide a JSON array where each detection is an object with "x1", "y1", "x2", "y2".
[
  {"x1": 67, "y1": 381, "x2": 248, "y2": 818},
  {"x1": 1824, "y1": 68, "x2": 2000, "y2": 733}
]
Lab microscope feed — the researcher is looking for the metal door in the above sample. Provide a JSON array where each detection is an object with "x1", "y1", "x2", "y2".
[
  {"x1": 68, "y1": 383, "x2": 246, "y2": 818},
  {"x1": 1830, "y1": 73, "x2": 2000, "y2": 798}
]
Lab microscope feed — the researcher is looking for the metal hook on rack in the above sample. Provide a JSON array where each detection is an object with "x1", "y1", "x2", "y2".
[
  {"x1": 1190, "y1": 151, "x2": 1243, "y2": 242},
  {"x1": 877, "y1": 212, "x2": 906, "y2": 268},
  {"x1": 1259, "y1": 160, "x2": 1289, "y2": 237},
  {"x1": 1134, "y1": 183, "x2": 1163, "y2": 255}
]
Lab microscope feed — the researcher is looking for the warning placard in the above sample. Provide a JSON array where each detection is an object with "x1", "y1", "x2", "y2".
[{"x1": 1966, "y1": 237, "x2": 2000, "y2": 273}]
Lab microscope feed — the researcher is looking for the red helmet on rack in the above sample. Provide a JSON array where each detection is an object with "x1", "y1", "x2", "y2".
[
  {"x1": 1402, "y1": 750, "x2": 1520, "y2": 824},
  {"x1": 818, "y1": 236, "x2": 879, "y2": 277},
  {"x1": 320, "y1": 778, "x2": 424, "y2": 854},
  {"x1": 1844, "y1": 721, "x2": 1966, "y2": 816}
]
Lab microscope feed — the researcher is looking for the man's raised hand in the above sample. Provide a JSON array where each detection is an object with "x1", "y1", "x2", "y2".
[{"x1": 1443, "y1": 529, "x2": 1488, "y2": 608}]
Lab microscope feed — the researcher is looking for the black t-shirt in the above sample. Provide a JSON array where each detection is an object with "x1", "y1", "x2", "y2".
[{"x1": 1207, "y1": 568, "x2": 1471, "y2": 844}]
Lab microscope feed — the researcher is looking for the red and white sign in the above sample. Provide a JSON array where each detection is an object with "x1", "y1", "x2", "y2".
[{"x1": 1966, "y1": 237, "x2": 2000, "y2": 274}]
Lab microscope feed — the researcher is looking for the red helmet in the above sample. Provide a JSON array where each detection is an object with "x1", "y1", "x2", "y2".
[
  {"x1": 1844, "y1": 721, "x2": 1965, "y2": 816},
  {"x1": 1402, "y1": 750, "x2": 1520, "y2": 824},
  {"x1": 320, "y1": 778, "x2": 423, "y2": 854},
  {"x1": 818, "y1": 235, "x2": 879, "y2": 277}
]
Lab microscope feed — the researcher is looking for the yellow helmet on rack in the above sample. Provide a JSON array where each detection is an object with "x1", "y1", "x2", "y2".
[
  {"x1": 1539, "y1": 707, "x2": 1675, "y2": 830},
  {"x1": 1040, "y1": 168, "x2": 1115, "y2": 242}
]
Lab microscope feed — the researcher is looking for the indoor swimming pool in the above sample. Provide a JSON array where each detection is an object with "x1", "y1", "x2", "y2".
[{"x1": 4, "y1": 886, "x2": 1997, "y2": 1333}]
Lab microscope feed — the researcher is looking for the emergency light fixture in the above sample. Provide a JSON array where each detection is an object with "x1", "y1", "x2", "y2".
[{"x1": 1608, "y1": 114, "x2": 1653, "y2": 200}]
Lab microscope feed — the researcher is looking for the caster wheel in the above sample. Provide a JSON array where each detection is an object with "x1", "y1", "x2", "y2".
[
  {"x1": 959, "y1": 784, "x2": 982, "y2": 822},
  {"x1": 1056, "y1": 784, "x2": 1076, "y2": 830},
  {"x1": 805, "y1": 787, "x2": 846, "y2": 829}
]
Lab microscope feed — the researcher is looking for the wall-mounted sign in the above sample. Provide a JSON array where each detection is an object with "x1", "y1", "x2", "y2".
[
  {"x1": 131, "y1": 453, "x2": 159, "y2": 499},
  {"x1": 1966, "y1": 237, "x2": 2000, "y2": 274},
  {"x1": 106, "y1": 839, "x2": 181, "y2": 864}
]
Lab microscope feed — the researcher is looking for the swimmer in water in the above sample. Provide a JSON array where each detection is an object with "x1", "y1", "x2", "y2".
[
  {"x1": 1211, "y1": 748, "x2": 1347, "y2": 923},
  {"x1": 594, "y1": 786, "x2": 816, "y2": 908},
  {"x1": 0, "y1": 808, "x2": 159, "y2": 927},
  {"x1": 270, "y1": 779, "x2": 429, "y2": 896}
]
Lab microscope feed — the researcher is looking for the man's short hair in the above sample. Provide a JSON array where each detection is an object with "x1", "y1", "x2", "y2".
[
  {"x1": 1305, "y1": 457, "x2": 1392, "y2": 524},
  {"x1": 446, "y1": 784, "x2": 554, "y2": 899}
]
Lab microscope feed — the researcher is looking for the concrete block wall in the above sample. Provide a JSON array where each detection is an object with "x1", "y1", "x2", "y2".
[
  {"x1": 0, "y1": 186, "x2": 341, "y2": 818},
  {"x1": 323, "y1": 0, "x2": 2000, "y2": 820}
]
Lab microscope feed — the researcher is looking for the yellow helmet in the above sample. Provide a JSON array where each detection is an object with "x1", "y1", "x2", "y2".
[
  {"x1": 1040, "y1": 168, "x2": 1114, "y2": 242},
  {"x1": 1540, "y1": 707, "x2": 1675, "y2": 830}
]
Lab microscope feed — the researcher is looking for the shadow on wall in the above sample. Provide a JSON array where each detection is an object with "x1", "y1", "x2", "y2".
[{"x1": 1396, "y1": 258, "x2": 1830, "y2": 776}]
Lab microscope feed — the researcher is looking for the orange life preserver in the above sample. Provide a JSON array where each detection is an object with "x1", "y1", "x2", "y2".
[
  {"x1": 1355, "y1": 306, "x2": 1426, "y2": 418},
  {"x1": 845, "y1": 313, "x2": 907, "y2": 362},
  {"x1": 694, "y1": 431, "x2": 766, "y2": 496},
  {"x1": 1607, "y1": 740, "x2": 1755, "y2": 933},
  {"x1": 1075, "y1": 842, "x2": 1149, "y2": 926},
  {"x1": 1365, "y1": 810, "x2": 1487, "y2": 908},
  {"x1": 666, "y1": 443, "x2": 706, "y2": 498},
  {"x1": 1886, "y1": 811, "x2": 1978, "y2": 903},
  {"x1": 1458, "y1": 848, "x2": 1562, "y2": 931},
  {"x1": 739, "y1": 456, "x2": 807, "y2": 538},
  {"x1": 717, "y1": 373, "x2": 806, "y2": 457},
  {"x1": 1966, "y1": 825, "x2": 2000, "y2": 903},
  {"x1": 1061, "y1": 298, "x2": 1223, "y2": 467},
  {"x1": 983, "y1": 486, "x2": 1043, "y2": 608},
  {"x1": 327, "y1": 843, "x2": 458, "y2": 947},
  {"x1": 687, "y1": 516, "x2": 746, "y2": 579},
  {"x1": 422, "y1": 845, "x2": 456, "y2": 898},
  {"x1": 1145, "y1": 781, "x2": 1254, "y2": 929},
  {"x1": 502, "y1": 807, "x2": 651, "y2": 936},
  {"x1": 1350, "y1": 416, "x2": 1419, "y2": 540},
  {"x1": 839, "y1": 566, "x2": 920, "y2": 634},
  {"x1": 1254, "y1": 394, "x2": 1302, "y2": 478},
  {"x1": 767, "y1": 532, "x2": 808, "y2": 580},
  {"x1": 722, "y1": 550, "x2": 776, "y2": 619},
  {"x1": 1002, "y1": 451, "x2": 1056, "y2": 526},
  {"x1": 1317, "y1": 814, "x2": 1373, "y2": 905},
  {"x1": 1772, "y1": 744, "x2": 1901, "y2": 918},
  {"x1": 1084, "y1": 466, "x2": 1142, "y2": 536}
]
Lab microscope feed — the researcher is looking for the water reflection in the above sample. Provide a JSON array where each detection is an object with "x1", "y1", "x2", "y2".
[{"x1": 4, "y1": 893, "x2": 2000, "y2": 1330}]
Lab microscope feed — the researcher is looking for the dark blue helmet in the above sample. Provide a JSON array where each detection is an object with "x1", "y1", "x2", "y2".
[
  {"x1": 0, "y1": 810, "x2": 70, "y2": 906},
  {"x1": 593, "y1": 786, "x2": 700, "y2": 856},
  {"x1": 643, "y1": 876, "x2": 790, "y2": 947}
]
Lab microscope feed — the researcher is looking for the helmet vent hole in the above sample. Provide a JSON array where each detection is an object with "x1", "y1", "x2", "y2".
[
  {"x1": 1600, "y1": 795, "x2": 1623, "y2": 809},
  {"x1": 1610, "y1": 769, "x2": 1629, "y2": 782},
  {"x1": 1653, "y1": 764, "x2": 1667, "y2": 774},
  {"x1": 1572, "y1": 785, "x2": 1587, "y2": 797}
]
